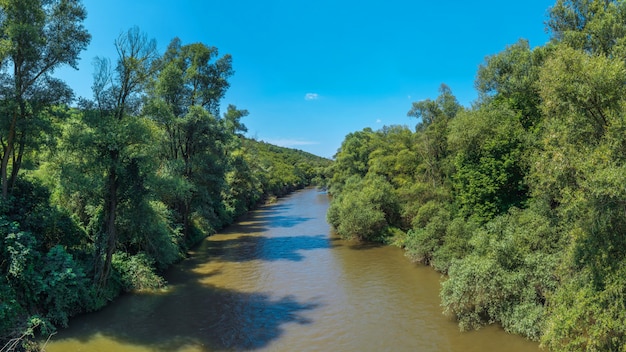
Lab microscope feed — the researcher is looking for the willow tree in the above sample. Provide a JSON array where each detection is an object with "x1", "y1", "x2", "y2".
[
  {"x1": 0, "y1": 0, "x2": 90, "y2": 197},
  {"x1": 145, "y1": 38, "x2": 233, "y2": 239},
  {"x1": 89, "y1": 27, "x2": 158, "y2": 289},
  {"x1": 548, "y1": 0, "x2": 626, "y2": 56},
  {"x1": 407, "y1": 84, "x2": 461, "y2": 188},
  {"x1": 534, "y1": 44, "x2": 626, "y2": 351}
]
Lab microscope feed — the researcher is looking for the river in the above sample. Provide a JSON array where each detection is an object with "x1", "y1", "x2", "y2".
[{"x1": 45, "y1": 188, "x2": 540, "y2": 352}]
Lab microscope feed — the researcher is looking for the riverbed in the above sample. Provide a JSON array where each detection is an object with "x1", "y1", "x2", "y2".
[{"x1": 45, "y1": 188, "x2": 539, "y2": 351}]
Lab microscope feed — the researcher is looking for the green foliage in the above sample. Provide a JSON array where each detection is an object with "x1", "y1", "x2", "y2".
[
  {"x1": 242, "y1": 139, "x2": 331, "y2": 200},
  {"x1": 448, "y1": 105, "x2": 528, "y2": 222},
  {"x1": 327, "y1": 175, "x2": 400, "y2": 241},
  {"x1": 407, "y1": 84, "x2": 461, "y2": 188},
  {"x1": 0, "y1": 278, "x2": 25, "y2": 342},
  {"x1": 111, "y1": 252, "x2": 166, "y2": 292},
  {"x1": 441, "y1": 208, "x2": 560, "y2": 341},
  {"x1": 538, "y1": 45, "x2": 626, "y2": 140},
  {"x1": 543, "y1": 265, "x2": 626, "y2": 351},
  {"x1": 475, "y1": 39, "x2": 547, "y2": 130},
  {"x1": 0, "y1": 209, "x2": 96, "y2": 345},
  {"x1": 548, "y1": 0, "x2": 626, "y2": 56},
  {"x1": 405, "y1": 203, "x2": 451, "y2": 264},
  {"x1": 405, "y1": 211, "x2": 474, "y2": 273},
  {"x1": 330, "y1": 192, "x2": 387, "y2": 241},
  {"x1": 329, "y1": 128, "x2": 376, "y2": 194},
  {"x1": 367, "y1": 125, "x2": 420, "y2": 189},
  {"x1": 0, "y1": 0, "x2": 91, "y2": 197},
  {"x1": 4, "y1": 177, "x2": 88, "y2": 250},
  {"x1": 40, "y1": 245, "x2": 91, "y2": 327}
]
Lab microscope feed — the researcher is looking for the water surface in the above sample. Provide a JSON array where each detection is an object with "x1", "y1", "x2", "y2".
[{"x1": 46, "y1": 188, "x2": 539, "y2": 351}]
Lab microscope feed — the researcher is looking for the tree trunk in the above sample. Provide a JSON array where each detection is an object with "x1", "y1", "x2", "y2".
[
  {"x1": 8, "y1": 133, "x2": 25, "y2": 192},
  {"x1": 96, "y1": 152, "x2": 118, "y2": 290},
  {"x1": 183, "y1": 200, "x2": 191, "y2": 240},
  {"x1": 1, "y1": 112, "x2": 18, "y2": 198}
]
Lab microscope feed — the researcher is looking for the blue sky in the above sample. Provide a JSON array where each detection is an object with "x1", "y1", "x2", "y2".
[{"x1": 57, "y1": 0, "x2": 555, "y2": 158}]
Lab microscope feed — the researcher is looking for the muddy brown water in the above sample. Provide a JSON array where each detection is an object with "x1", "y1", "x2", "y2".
[{"x1": 45, "y1": 188, "x2": 540, "y2": 351}]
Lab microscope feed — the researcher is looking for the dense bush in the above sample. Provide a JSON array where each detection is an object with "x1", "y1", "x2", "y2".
[
  {"x1": 327, "y1": 175, "x2": 399, "y2": 241},
  {"x1": 111, "y1": 252, "x2": 166, "y2": 291},
  {"x1": 440, "y1": 208, "x2": 560, "y2": 340}
]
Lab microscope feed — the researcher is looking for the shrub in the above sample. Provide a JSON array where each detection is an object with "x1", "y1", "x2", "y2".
[
  {"x1": 327, "y1": 175, "x2": 400, "y2": 241},
  {"x1": 440, "y1": 208, "x2": 560, "y2": 340},
  {"x1": 112, "y1": 252, "x2": 166, "y2": 292}
]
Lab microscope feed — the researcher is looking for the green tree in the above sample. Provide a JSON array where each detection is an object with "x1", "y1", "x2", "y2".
[
  {"x1": 441, "y1": 207, "x2": 560, "y2": 340},
  {"x1": 538, "y1": 45, "x2": 625, "y2": 140},
  {"x1": 475, "y1": 39, "x2": 549, "y2": 130},
  {"x1": 448, "y1": 104, "x2": 528, "y2": 222},
  {"x1": 329, "y1": 128, "x2": 375, "y2": 194},
  {"x1": 367, "y1": 125, "x2": 419, "y2": 189},
  {"x1": 530, "y1": 19, "x2": 626, "y2": 349},
  {"x1": 327, "y1": 174, "x2": 400, "y2": 241},
  {"x1": 221, "y1": 105, "x2": 258, "y2": 219},
  {"x1": 548, "y1": 0, "x2": 626, "y2": 56},
  {"x1": 0, "y1": 0, "x2": 90, "y2": 197},
  {"x1": 86, "y1": 27, "x2": 158, "y2": 290},
  {"x1": 145, "y1": 38, "x2": 233, "y2": 239},
  {"x1": 407, "y1": 84, "x2": 461, "y2": 188}
]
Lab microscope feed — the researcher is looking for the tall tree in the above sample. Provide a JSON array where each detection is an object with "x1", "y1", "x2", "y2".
[
  {"x1": 145, "y1": 38, "x2": 233, "y2": 238},
  {"x1": 90, "y1": 27, "x2": 157, "y2": 289},
  {"x1": 475, "y1": 39, "x2": 549, "y2": 130},
  {"x1": 548, "y1": 0, "x2": 626, "y2": 56},
  {"x1": 407, "y1": 84, "x2": 461, "y2": 188},
  {"x1": 328, "y1": 128, "x2": 375, "y2": 195},
  {"x1": 0, "y1": 0, "x2": 90, "y2": 197}
]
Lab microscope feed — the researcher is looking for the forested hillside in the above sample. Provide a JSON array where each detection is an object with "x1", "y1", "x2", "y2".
[
  {"x1": 0, "y1": 1, "x2": 330, "y2": 349},
  {"x1": 327, "y1": 0, "x2": 626, "y2": 350}
]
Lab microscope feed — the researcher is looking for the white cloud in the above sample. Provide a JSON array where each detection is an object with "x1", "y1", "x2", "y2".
[
  {"x1": 266, "y1": 138, "x2": 319, "y2": 148},
  {"x1": 376, "y1": 119, "x2": 382, "y2": 124},
  {"x1": 304, "y1": 93, "x2": 319, "y2": 101}
]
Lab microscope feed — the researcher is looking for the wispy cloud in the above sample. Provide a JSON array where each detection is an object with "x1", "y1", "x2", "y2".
[
  {"x1": 266, "y1": 138, "x2": 319, "y2": 148},
  {"x1": 304, "y1": 93, "x2": 319, "y2": 101},
  {"x1": 376, "y1": 119, "x2": 382, "y2": 124}
]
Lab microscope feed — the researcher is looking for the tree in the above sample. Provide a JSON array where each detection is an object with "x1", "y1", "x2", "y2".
[
  {"x1": 530, "y1": 23, "x2": 626, "y2": 350},
  {"x1": 537, "y1": 45, "x2": 625, "y2": 140},
  {"x1": 0, "y1": 0, "x2": 90, "y2": 198},
  {"x1": 408, "y1": 83, "x2": 459, "y2": 131},
  {"x1": 328, "y1": 128, "x2": 375, "y2": 194},
  {"x1": 548, "y1": 0, "x2": 626, "y2": 56},
  {"x1": 407, "y1": 84, "x2": 461, "y2": 188},
  {"x1": 327, "y1": 174, "x2": 400, "y2": 241},
  {"x1": 145, "y1": 38, "x2": 234, "y2": 239},
  {"x1": 88, "y1": 27, "x2": 157, "y2": 289},
  {"x1": 441, "y1": 208, "x2": 560, "y2": 341},
  {"x1": 448, "y1": 104, "x2": 528, "y2": 221},
  {"x1": 475, "y1": 39, "x2": 549, "y2": 130}
]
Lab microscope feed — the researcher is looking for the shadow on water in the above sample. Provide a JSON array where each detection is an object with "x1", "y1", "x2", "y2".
[
  {"x1": 254, "y1": 215, "x2": 313, "y2": 228},
  {"x1": 346, "y1": 241, "x2": 386, "y2": 251},
  {"x1": 327, "y1": 233, "x2": 386, "y2": 251},
  {"x1": 202, "y1": 234, "x2": 334, "y2": 262},
  {"x1": 196, "y1": 201, "x2": 332, "y2": 263},
  {"x1": 49, "y1": 189, "x2": 326, "y2": 351},
  {"x1": 52, "y1": 251, "x2": 321, "y2": 351}
]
